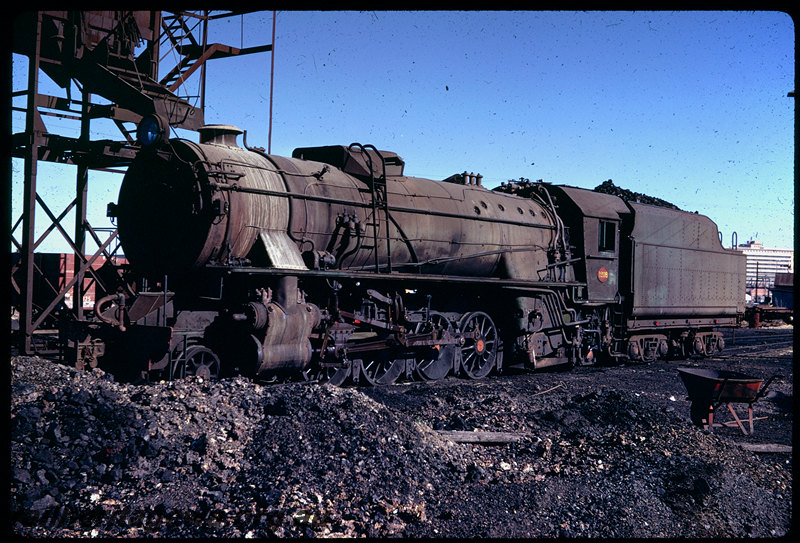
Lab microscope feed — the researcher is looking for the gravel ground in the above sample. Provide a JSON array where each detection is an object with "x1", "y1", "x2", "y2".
[{"x1": 9, "y1": 326, "x2": 792, "y2": 537}]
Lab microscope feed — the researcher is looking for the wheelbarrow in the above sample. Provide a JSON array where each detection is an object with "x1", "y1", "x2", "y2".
[{"x1": 677, "y1": 367, "x2": 782, "y2": 435}]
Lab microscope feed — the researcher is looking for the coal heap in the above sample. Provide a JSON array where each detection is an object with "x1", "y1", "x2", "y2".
[
  {"x1": 10, "y1": 351, "x2": 792, "y2": 538},
  {"x1": 493, "y1": 178, "x2": 681, "y2": 210},
  {"x1": 592, "y1": 179, "x2": 681, "y2": 209}
]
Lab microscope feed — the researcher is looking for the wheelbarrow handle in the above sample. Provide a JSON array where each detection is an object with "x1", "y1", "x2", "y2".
[{"x1": 756, "y1": 374, "x2": 783, "y2": 400}]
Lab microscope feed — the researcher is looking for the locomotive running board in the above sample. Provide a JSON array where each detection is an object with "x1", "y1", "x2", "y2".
[{"x1": 212, "y1": 265, "x2": 583, "y2": 290}]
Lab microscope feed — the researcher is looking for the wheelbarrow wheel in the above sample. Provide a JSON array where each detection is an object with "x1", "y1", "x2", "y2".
[{"x1": 690, "y1": 401, "x2": 712, "y2": 428}]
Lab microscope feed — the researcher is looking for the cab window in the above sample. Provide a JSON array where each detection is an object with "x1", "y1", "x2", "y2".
[{"x1": 598, "y1": 220, "x2": 616, "y2": 252}]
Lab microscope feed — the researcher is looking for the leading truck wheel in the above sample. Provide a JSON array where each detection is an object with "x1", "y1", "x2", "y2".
[
  {"x1": 175, "y1": 345, "x2": 221, "y2": 380},
  {"x1": 459, "y1": 311, "x2": 498, "y2": 379}
]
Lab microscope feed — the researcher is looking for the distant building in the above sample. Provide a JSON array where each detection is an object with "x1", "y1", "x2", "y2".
[{"x1": 737, "y1": 240, "x2": 793, "y2": 288}]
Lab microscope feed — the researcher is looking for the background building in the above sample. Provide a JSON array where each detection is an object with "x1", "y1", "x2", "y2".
[{"x1": 738, "y1": 239, "x2": 794, "y2": 303}]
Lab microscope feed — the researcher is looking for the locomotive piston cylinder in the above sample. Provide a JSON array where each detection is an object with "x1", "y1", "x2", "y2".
[
  {"x1": 256, "y1": 301, "x2": 320, "y2": 373},
  {"x1": 254, "y1": 276, "x2": 321, "y2": 374}
]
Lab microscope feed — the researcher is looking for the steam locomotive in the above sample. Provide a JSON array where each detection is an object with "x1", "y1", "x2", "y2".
[{"x1": 76, "y1": 116, "x2": 746, "y2": 384}]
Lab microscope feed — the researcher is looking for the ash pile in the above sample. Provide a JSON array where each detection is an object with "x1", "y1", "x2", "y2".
[{"x1": 10, "y1": 356, "x2": 791, "y2": 538}]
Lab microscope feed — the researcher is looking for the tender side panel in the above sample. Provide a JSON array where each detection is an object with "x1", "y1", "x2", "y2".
[{"x1": 628, "y1": 202, "x2": 745, "y2": 317}]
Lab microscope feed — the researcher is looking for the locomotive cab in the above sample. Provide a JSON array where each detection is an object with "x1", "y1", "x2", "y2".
[{"x1": 545, "y1": 186, "x2": 630, "y2": 303}]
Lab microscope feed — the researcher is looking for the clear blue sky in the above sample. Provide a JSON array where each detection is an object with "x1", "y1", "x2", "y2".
[{"x1": 11, "y1": 10, "x2": 795, "y2": 253}]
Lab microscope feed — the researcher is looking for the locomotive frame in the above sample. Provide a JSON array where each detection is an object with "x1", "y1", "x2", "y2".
[{"x1": 61, "y1": 117, "x2": 746, "y2": 385}]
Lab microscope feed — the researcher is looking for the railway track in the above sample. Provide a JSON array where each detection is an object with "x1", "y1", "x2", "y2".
[{"x1": 713, "y1": 327, "x2": 793, "y2": 359}]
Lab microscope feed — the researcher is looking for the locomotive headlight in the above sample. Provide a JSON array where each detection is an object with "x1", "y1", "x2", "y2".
[{"x1": 136, "y1": 114, "x2": 168, "y2": 147}]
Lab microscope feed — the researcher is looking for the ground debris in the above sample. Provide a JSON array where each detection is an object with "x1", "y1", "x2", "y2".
[
  {"x1": 737, "y1": 443, "x2": 792, "y2": 454},
  {"x1": 10, "y1": 328, "x2": 793, "y2": 538},
  {"x1": 437, "y1": 430, "x2": 533, "y2": 443}
]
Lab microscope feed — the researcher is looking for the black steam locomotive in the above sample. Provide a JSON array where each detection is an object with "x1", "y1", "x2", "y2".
[{"x1": 77, "y1": 116, "x2": 745, "y2": 384}]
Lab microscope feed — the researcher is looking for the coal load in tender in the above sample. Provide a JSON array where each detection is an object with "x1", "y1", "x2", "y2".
[{"x1": 495, "y1": 177, "x2": 681, "y2": 210}]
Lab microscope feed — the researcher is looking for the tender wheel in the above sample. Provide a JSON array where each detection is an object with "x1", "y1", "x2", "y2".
[
  {"x1": 704, "y1": 333, "x2": 724, "y2": 354},
  {"x1": 414, "y1": 312, "x2": 456, "y2": 381},
  {"x1": 642, "y1": 342, "x2": 657, "y2": 363},
  {"x1": 359, "y1": 355, "x2": 406, "y2": 386},
  {"x1": 693, "y1": 336, "x2": 706, "y2": 356},
  {"x1": 458, "y1": 311, "x2": 498, "y2": 379},
  {"x1": 657, "y1": 339, "x2": 670, "y2": 359},
  {"x1": 176, "y1": 345, "x2": 220, "y2": 380},
  {"x1": 627, "y1": 340, "x2": 642, "y2": 361}
]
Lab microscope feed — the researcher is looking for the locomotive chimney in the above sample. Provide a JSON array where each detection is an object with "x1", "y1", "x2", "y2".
[{"x1": 198, "y1": 124, "x2": 244, "y2": 147}]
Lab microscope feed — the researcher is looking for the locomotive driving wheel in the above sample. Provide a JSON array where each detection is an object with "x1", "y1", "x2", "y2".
[
  {"x1": 413, "y1": 312, "x2": 456, "y2": 381},
  {"x1": 175, "y1": 345, "x2": 221, "y2": 380},
  {"x1": 303, "y1": 327, "x2": 355, "y2": 386},
  {"x1": 358, "y1": 354, "x2": 407, "y2": 386},
  {"x1": 458, "y1": 311, "x2": 498, "y2": 379},
  {"x1": 301, "y1": 359, "x2": 352, "y2": 386}
]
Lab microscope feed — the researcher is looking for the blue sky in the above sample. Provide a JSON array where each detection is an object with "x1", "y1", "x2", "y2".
[{"x1": 11, "y1": 10, "x2": 795, "y2": 254}]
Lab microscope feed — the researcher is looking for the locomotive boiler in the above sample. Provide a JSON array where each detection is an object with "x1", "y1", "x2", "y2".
[{"x1": 93, "y1": 117, "x2": 746, "y2": 385}]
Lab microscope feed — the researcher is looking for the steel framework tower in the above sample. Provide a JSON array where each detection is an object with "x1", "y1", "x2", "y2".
[{"x1": 10, "y1": 10, "x2": 273, "y2": 354}]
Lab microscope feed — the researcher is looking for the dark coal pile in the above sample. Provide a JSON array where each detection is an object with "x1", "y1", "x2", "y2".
[
  {"x1": 592, "y1": 179, "x2": 681, "y2": 209},
  {"x1": 10, "y1": 331, "x2": 792, "y2": 537},
  {"x1": 492, "y1": 177, "x2": 680, "y2": 211}
]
